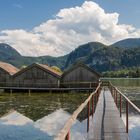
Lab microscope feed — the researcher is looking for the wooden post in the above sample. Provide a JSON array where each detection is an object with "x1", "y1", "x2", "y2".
[
  {"x1": 113, "y1": 88, "x2": 115, "y2": 101},
  {"x1": 58, "y1": 80, "x2": 60, "y2": 88},
  {"x1": 95, "y1": 91, "x2": 97, "y2": 105},
  {"x1": 115, "y1": 89, "x2": 117, "y2": 103},
  {"x1": 98, "y1": 88, "x2": 100, "y2": 99},
  {"x1": 110, "y1": 85, "x2": 112, "y2": 95},
  {"x1": 92, "y1": 95, "x2": 94, "y2": 117},
  {"x1": 10, "y1": 89, "x2": 12, "y2": 95},
  {"x1": 65, "y1": 131, "x2": 70, "y2": 140},
  {"x1": 98, "y1": 89, "x2": 99, "y2": 101},
  {"x1": 112, "y1": 88, "x2": 114, "y2": 98},
  {"x1": 120, "y1": 94, "x2": 122, "y2": 117},
  {"x1": 90, "y1": 82, "x2": 91, "y2": 88},
  {"x1": 96, "y1": 89, "x2": 99, "y2": 102},
  {"x1": 29, "y1": 89, "x2": 31, "y2": 96},
  {"x1": 97, "y1": 90, "x2": 99, "y2": 102},
  {"x1": 87, "y1": 101, "x2": 90, "y2": 132},
  {"x1": 116, "y1": 91, "x2": 118, "y2": 107},
  {"x1": 126, "y1": 101, "x2": 129, "y2": 133}
]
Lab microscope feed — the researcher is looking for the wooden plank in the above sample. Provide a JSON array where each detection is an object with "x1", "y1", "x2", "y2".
[{"x1": 88, "y1": 88, "x2": 129, "y2": 140}]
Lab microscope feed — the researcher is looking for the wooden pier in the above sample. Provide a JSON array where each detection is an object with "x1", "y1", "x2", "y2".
[
  {"x1": 87, "y1": 87, "x2": 128, "y2": 140},
  {"x1": 55, "y1": 81, "x2": 140, "y2": 140}
]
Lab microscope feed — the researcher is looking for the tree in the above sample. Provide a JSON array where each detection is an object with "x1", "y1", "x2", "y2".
[
  {"x1": 51, "y1": 66, "x2": 63, "y2": 73},
  {"x1": 20, "y1": 65, "x2": 27, "y2": 69}
]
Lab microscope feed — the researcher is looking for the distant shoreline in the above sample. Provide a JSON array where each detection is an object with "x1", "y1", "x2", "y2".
[{"x1": 102, "y1": 77, "x2": 140, "y2": 79}]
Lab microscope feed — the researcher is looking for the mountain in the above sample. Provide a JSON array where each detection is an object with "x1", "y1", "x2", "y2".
[
  {"x1": 65, "y1": 42, "x2": 140, "y2": 72},
  {"x1": 0, "y1": 43, "x2": 21, "y2": 58},
  {"x1": 0, "y1": 43, "x2": 24, "y2": 66},
  {"x1": 0, "y1": 43, "x2": 68, "y2": 69},
  {"x1": 35, "y1": 55, "x2": 68, "y2": 69},
  {"x1": 112, "y1": 38, "x2": 140, "y2": 48},
  {"x1": 65, "y1": 42, "x2": 123, "y2": 72},
  {"x1": 64, "y1": 42, "x2": 106, "y2": 69},
  {"x1": 0, "y1": 38, "x2": 140, "y2": 73}
]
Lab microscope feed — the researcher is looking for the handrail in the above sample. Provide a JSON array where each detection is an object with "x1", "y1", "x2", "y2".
[
  {"x1": 108, "y1": 81, "x2": 140, "y2": 133},
  {"x1": 108, "y1": 81, "x2": 140, "y2": 114},
  {"x1": 114, "y1": 86, "x2": 140, "y2": 114},
  {"x1": 55, "y1": 82, "x2": 101, "y2": 140}
]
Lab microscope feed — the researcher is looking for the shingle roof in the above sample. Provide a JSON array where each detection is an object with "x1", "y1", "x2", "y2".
[{"x1": 0, "y1": 61, "x2": 19, "y2": 75}]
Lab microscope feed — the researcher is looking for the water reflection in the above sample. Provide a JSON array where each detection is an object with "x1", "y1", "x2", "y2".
[
  {"x1": 122, "y1": 114, "x2": 140, "y2": 140},
  {"x1": 0, "y1": 111, "x2": 52, "y2": 140},
  {"x1": 0, "y1": 78, "x2": 140, "y2": 140},
  {"x1": 0, "y1": 92, "x2": 89, "y2": 121},
  {"x1": 35, "y1": 109, "x2": 71, "y2": 136},
  {"x1": 119, "y1": 87, "x2": 140, "y2": 108},
  {"x1": 1, "y1": 109, "x2": 140, "y2": 140},
  {"x1": 0, "y1": 109, "x2": 87, "y2": 140}
]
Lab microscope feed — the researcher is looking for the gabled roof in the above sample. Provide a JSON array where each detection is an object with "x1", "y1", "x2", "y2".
[
  {"x1": 62, "y1": 62, "x2": 101, "y2": 77},
  {"x1": 13, "y1": 63, "x2": 62, "y2": 78},
  {"x1": 0, "y1": 61, "x2": 19, "y2": 75},
  {"x1": 38, "y1": 64, "x2": 62, "y2": 77}
]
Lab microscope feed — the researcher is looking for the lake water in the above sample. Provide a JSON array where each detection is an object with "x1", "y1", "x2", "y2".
[{"x1": 0, "y1": 78, "x2": 139, "y2": 140}]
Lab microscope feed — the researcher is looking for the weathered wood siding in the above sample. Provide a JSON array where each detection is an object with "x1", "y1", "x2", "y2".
[
  {"x1": 12, "y1": 66, "x2": 60, "y2": 88},
  {"x1": 0, "y1": 68, "x2": 11, "y2": 86},
  {"x1": 61, "y1": 66, "x2": 100, "y2": 88}
]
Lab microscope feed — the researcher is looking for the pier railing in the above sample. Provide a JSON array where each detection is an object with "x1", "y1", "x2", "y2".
[
  {"x1": 55, "y1": 82, "x2": 102, "y2": 140},
  {"x1": 108, "y1": 81, "x2": 140, "y2": 133}
]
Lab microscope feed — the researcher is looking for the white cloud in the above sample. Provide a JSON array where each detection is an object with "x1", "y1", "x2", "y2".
[
  {"x1": 0, "y1": 109, "x2": 87, "y2": 140},
  {"x1": 0, "y1": 1, "x2": 140, "y2": 56},
  {"x1": 1, "y1": 111, "x2": 33, "y2": 126}
]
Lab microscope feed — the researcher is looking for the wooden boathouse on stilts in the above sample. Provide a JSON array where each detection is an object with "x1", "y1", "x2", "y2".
[
  {"x1": 61, "y1": 62, "x2": 101, "y2": 88},
  {"x1": 11, "y1": 63, "x2": 62, "y2": 88},
  {"x1": 0, "y1": 61, "x2": 101, "y2": 92}
]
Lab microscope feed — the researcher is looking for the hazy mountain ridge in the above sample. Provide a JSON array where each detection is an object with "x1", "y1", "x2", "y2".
[
  {"x1": 111, "y1": 38, "x2": 140, "y2": 48},
  {"x1": 0, "y1": 38, "x2": 140, "y2": 72},
  {"x1": 0, "y1": 43, "x2": 68, "y2": 68}
]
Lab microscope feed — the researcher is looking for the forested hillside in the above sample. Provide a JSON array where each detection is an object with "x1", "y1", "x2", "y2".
[{"x1": 0, "y1": 38, "x2": 140, "y2": 77}]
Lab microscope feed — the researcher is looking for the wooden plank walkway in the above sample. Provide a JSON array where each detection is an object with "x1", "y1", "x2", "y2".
[{"x1": 87, "y1": 87, "x2": 129, "y2": 140}]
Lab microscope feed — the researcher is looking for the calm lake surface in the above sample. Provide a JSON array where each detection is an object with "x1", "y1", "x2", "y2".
[{"x1": 0, "y1": 78, "x2": 139, "y2": 140}]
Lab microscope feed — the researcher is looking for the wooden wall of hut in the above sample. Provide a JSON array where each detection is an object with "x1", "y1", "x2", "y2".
[
  {"x1": 0, "y1": 61, "x2": 19, "y2": 87},
  {"x1": 12, "y1": 65, "x2": 60, "y2": 88},
  {"x1": 0, "y1": 68, "x2": 11, "y2": 87},
  {"x1": 61, "y1": 63, "x2": 100, "y2": 88}
]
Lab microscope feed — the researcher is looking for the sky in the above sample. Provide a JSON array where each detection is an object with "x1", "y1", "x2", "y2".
[{"x1": 0, "y1": 0, "x2": 140, "y2": 56}]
